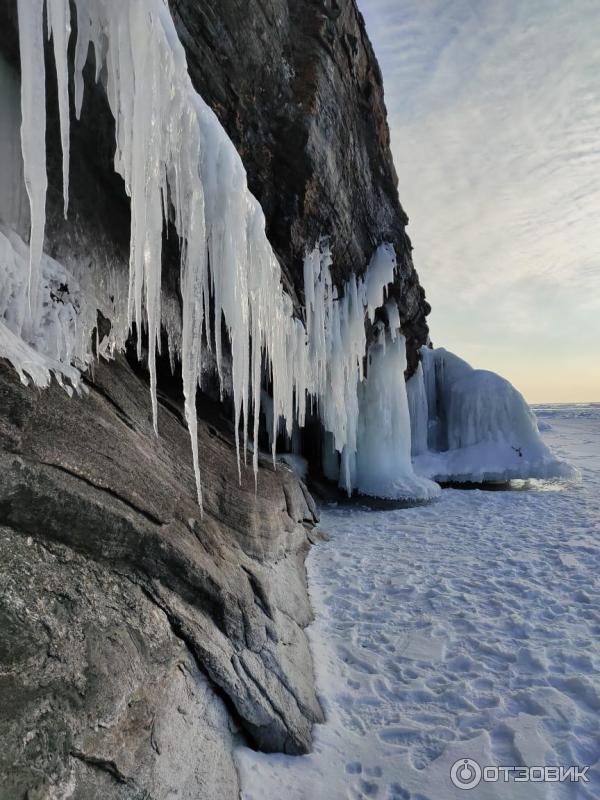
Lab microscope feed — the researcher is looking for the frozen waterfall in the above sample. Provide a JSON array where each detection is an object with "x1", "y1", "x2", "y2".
[{"x1": 350, "y1": 328, "x2": 440, "y2": 501}]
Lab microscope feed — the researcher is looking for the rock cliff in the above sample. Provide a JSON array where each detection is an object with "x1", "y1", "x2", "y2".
[
  {"x1": 0, "y1": 0, "x2": 431, "y2": 797},
  {"x1": 171, "y1": 0, "x2": 430, "y2": 370}
]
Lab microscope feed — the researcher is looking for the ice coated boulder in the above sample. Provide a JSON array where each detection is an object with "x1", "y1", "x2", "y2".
[{"x1": 412, "y1": 347, "x2": 577, "y2": 484}]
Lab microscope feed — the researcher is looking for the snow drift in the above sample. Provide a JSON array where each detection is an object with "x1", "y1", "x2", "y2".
[{"x1": 410, "y1": 347, "x2": 576, "y2": 483}]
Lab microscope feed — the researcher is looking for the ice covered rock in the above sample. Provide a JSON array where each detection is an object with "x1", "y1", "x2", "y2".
[
  {"x1": 0, "y1": 225, "x2": 128, "y2": 391},
  {"x1": 412, "y1": 347, "x2": 576, "y2": 483}
]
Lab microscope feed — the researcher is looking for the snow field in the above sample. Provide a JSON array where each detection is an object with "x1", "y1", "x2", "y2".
[{"x1": 237, "y1": 407, "x2": 600, "y2": 799}]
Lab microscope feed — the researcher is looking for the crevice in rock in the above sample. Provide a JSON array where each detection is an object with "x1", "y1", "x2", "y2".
[
  {"x1": 231, "y1": 653, "x2": 305, "y2": 755},
  {"x1": 38, "y1": 461, "x2": 166, "y2": 527},
  {"x1": 130, "y1": 579, "x2": 252, "y2": 747},
  {"x1": 69, "y1": 749, "x2": 133, "y2": 786},
  {"x1": 240, "y1": 564, "x2": 274, "y2": 621},
  {"x1": 81, "y1": 376, "x2": 138, "y2": 434}
]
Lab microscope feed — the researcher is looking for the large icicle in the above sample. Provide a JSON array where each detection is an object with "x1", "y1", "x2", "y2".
[
  {"x1": 406, "y1": 362, "x2": 429, "y2": 457},
  {"x1": 352, "y1": 326, "x2": 440, "y2": 501},
  {"x1": 17, "y1": 0, "x2": 47, "y2": 316},
  {"x1": 301, "y1": 243, "x2": 399, "y2": 495},
  {"x1": 47, "y1": 0, "x2": 71, "y2": 218}
]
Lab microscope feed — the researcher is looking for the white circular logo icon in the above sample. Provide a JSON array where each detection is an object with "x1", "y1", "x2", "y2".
[{"x1": 450, "y1": 758, "x2": 482, "y2": 790}]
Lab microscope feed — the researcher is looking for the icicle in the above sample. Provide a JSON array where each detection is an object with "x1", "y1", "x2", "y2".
[
  {"x1": 13, "y1": 0, "x2": 428, "y2": 508},
  {"x1": 17, "y1": 0, "x2": 47, "y2": 315},
  {"x1": 406, "y1": 362, "x2": 429, "y2": 457},
  {"x1": 47, "y1": 0, "x2": 71, "y2": 218},
  {"x1": 365, "y1": 243, "x2": 395, "y2": 322},
  {"x1": 384, "y1": 300, "x2": 401, "y2": 342},
  {"x1": 298, "y1": 243, "x2": 399, "y2": 496},
  {"x1": 353, "y1": 330, "x2": 440, "y2": 501}
]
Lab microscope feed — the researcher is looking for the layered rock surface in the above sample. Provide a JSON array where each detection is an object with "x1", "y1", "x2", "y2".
[{"x1": 0, "y1": 357, "x2": 322, "y2": 798}]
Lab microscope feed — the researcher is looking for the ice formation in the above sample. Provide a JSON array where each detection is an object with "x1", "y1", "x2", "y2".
[
  {"x1": 411, "y1": 347, "x2": 576, "y2": 483},
  {"x1": 349, "y1": 327, "x2": 440, "y2": 501},
  {"x1": 1, "y1": 48, "x2": 128, "y2": 392},
  {"x1": 406, "y1": 362, "x2": 428, "y2": 457},
  {"x1": 304, "y1": 242, "x2": 396, "y2": 495},
  {"x1": 17, "y1": 0, "x2": 47, "y2": 311},
  {"x1": 0, "y1": 226, "x2": 126, "y2": 392},
  {"x1": 8, "y1": 0, "x2": 436, "y2": 504},
  {"x1": 4, "y1": 2, "x2": 575, "y2": 506},
  {"x1": 304, "y1": 249, "x2": 438, "y2": 501}
]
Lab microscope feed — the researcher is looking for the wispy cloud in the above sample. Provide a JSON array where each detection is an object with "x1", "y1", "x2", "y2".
[{"x1": 360, "y1": 0, "x2": 600, "y2": 401}]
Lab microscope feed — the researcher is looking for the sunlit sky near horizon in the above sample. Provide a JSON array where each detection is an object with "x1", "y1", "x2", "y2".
[{"x1": 359, "y1": 0, "x2": 600, "y2": 403}]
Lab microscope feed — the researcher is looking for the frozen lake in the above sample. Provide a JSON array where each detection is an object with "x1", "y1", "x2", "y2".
[{"x1": 237, "y1": 405, "x2": 600, "y2": 799}]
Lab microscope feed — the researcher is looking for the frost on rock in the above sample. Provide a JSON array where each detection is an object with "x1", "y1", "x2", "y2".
[
  {"x1": 0, "y1": 226, "x2": 126, "y2": 391},
  {"x1": 411, "y1": 347, "x2": 576, "y2": 483}
]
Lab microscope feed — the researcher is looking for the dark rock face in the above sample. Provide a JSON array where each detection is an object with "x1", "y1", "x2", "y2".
[
  {"x1": 172, "y1": 0, "x2": 430, "y2": 371},
  {"x1": 0, "y1": 526, "x2": 240, "y2": 800},
  {"x1": 0, "y1": 357, "x2": 323, "y2": 797}
]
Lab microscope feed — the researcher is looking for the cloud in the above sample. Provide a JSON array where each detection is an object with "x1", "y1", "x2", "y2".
[{"x1": 359, "y1": 0, "x2": 600, "y2": 401}]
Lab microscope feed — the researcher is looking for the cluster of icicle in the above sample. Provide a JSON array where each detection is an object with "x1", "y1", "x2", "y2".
[{"x1": 12, "y1": 0, "x2": 411, "y2": 507}]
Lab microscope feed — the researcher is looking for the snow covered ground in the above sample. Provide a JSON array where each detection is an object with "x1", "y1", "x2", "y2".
[{"x1": 237, "y1": 405, "x2": 600, "y2": 799}]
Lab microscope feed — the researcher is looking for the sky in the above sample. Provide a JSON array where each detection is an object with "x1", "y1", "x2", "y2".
[{"x1": 359, "y1": 0, "x2": 600, "y2": 403}]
